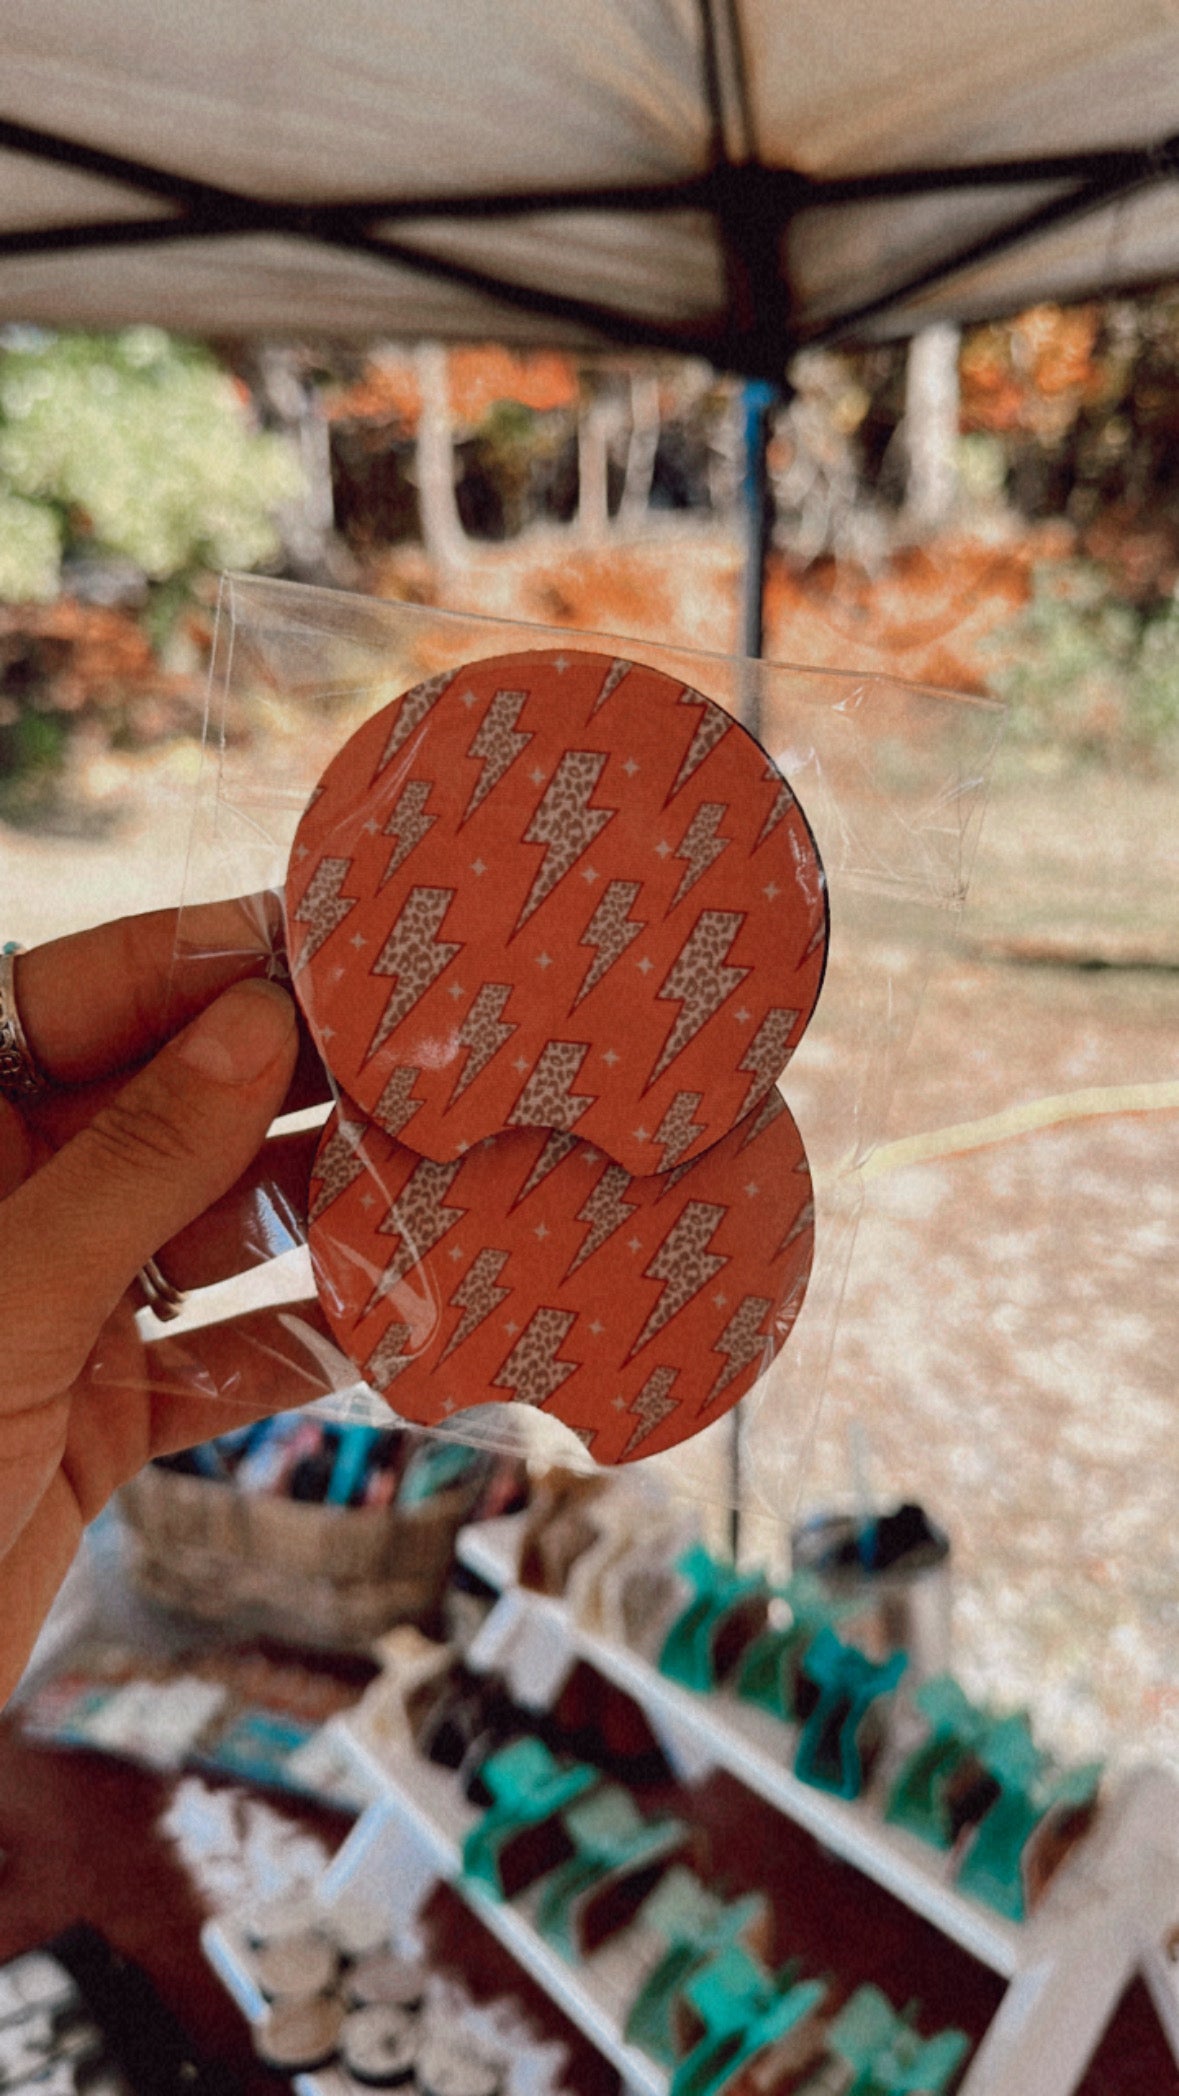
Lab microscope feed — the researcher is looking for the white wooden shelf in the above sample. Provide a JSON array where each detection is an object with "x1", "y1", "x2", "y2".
[
  {"x1": 203, "y1": 1514, "x2": 1179, "y2": 2096},
  {"x1": 458, "y1": 1518, "x2": 1023, "y2": 1973},
  {"x1": 328, "y1": 1722, "x2": 666, "y2": 2096},
  {"x1": 453, "y1": 1516, "x2": 1179, "y2": 2096},
  {"x1": 203, "y1": 1792, "x2": 609, "y2": 2096},
  {"x1": 202, "y1": 1902, "x2": 354, "y2": 2096}
]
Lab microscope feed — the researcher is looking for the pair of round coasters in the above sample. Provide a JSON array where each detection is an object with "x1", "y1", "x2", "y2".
[
  {"x1": 288, "y1": 649, "x2": 826, "y2": 1461},
  {"x1": 245, "y1": 1917, "x2": 445, "y2": 2086}
]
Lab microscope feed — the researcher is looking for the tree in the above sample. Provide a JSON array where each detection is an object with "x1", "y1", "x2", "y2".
[{"x1": 0, "y1": 328, "x2": 303, "y2": 607}]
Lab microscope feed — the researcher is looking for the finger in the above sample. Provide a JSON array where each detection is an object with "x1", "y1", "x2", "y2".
[
  {"x1": 1, "y1": 1472, "x2": 84, "y2": 1706},
  {"x1": 16, "y1": 892, "x2": 286, "y2": 1087},
  {"x1": 0, "y1": 979, "x2": 298, "y2": 1401},
  {"x1": 1, "y1": 1299, "x2": 356, "y2": 1703},
  {"x1": 0, "y1": 1097, "x2": 33, "y2": 1200},
  {"x1": 154, "y1": 1128, "x2": 320, "y2": 1291},
  {"x1": 26, "y1": 1016, "x2": 331, "y2": 1157},
  {"x1": 88, "y1": 1300, "x2": 348, "y2": 1454}
]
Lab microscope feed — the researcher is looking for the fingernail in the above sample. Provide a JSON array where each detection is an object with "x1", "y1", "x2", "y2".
[{"x1": 176, "y1": 979, "x2": 296, "y2": 1084}]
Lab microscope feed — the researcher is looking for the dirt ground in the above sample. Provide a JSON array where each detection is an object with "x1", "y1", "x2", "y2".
[
  {"x1": 807, "y1": 772, "x2": 1179, "y2": 1775},
  {"x1": 2, "y1": 533, "x2": 1176, "y2": 1782}
]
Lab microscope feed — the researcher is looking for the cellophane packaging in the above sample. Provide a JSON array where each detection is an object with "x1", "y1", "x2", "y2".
[{"x1": 137, "y1": 575, "x2": 1002, "y2": 1533}]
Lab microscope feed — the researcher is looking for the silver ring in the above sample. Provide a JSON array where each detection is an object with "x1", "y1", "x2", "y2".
[
  {"x1": 0, "y1": 946, "x2": 47, "y2": 1103},
  {"x1": 138, "y1": 1255, "x2": 188, "y2": 1322}
]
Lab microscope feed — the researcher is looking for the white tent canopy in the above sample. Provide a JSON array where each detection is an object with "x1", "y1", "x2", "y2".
[{"x1": 2, "y1": 0, "x2": 1178, "y2": 369}]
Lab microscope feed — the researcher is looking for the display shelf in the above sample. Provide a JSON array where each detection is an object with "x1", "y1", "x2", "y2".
[
  {"x1": 330, "y1": 1733, "x2": 668, "y2": 2096},
  {"x1": 202, "y1": 1902, "x2": 351, "y2": 2096},
  {"x1": 204, "y1": 1516, "x2": 1179, "y2": 2096},
  {"x1": 458, "y1": 1518, "x2": 1023, "y2": 1974},
  {"x1": 203, "y1": 1789, "x2": 622, "y2": 2096},
  {"x1": 453, "y1": 1517, "x2": 1179, "y2": 2096}
]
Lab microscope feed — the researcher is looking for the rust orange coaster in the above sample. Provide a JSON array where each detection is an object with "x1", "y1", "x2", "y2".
[
  {"x1": 307, "y1": 1089, "x2": 814, "y2": 1465},
  {"x1": 286, "y1": 649, "x2": 827, "y2": 1176}
]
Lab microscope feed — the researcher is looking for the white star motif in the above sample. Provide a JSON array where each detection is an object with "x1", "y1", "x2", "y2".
[
  {"x1": 636, "y1": 956, "x2": 653, "y2": 975},
  {"x1": 449, "y1": 1244, "x2": 464, "y2": 1260},
  {"x1": 655, "y1": 840, "x2": 672, "y2": 858},
  {"x1": 581, "y1": 865, "x2": 599, "y2": 884},
  {"x1": 633, "y1": 1126, "x2": 650, "y2": 1143},
  {"x1": 442, "y1": 1396, "x2": 456, "y2": 1413},
  {"x1": 602, "y1": 1048, "x2": 620, "y2": 1067},
  {"x1": 363, "y1": 817, "x2": 380, "y2": 836},
  {"x1": 460, "y1": 687, "x2": 479, "y2": 708},
  {"x1": 447, "y1": 981, "x2": 465, "y2": 1000},
  {"x1": 535, "y1": 1222, "x2": 549, "y2": 1240},
  {"x1": 329, "y1": 965, "x2": 345, "y2": 983},
  {"x1": 713, "y1": 1290, "x2": 728, "y2": 1308},
  {"x1": 583, "y1": 1149, "x2": 600, "y2": 1164},
  {"x1": 536, "y1": 952, "x2": 552, "y2": 970},
  {"x1": 319, "y1": 1024, "x2": 336, "y2": 1042},
  {"x1": 471, "y1": 858, "x2": 487, "y2": 876},
  {"x1": 529, "y1": 766, "x2": 546, "y2": 786},
  {"x1": 734, "y1": 1006, "x2": 752, "y2": 1023},
  {"x1": 613, "y1": 1394, "x2": 627, "y2": 1410},
  {"x1": 588, "y1": 1319, "x2": 605, "y2": 1336},
  {"x1": 504, "y1": 1320, "x2": 519, "y2": 1336},
  {"x1": 553, "y1": 655, "x2": 570, "y2": 673},
  {"x1": 350, "y1": 931, "x2": 368, "y2": 950},
  {"x1": 744, "y1": 1181, "x2": 760, "y2": 1198},
  {"x1": 513, "y1": 1056, "x2": 530, "y2": 1073},
  {"x1": 622, "y1": 757, "x2": 639, "y2": 777},
  {"x1": 763, "y1": 881, "x2": 780, "y2": 901},
  {"x1": 360, "y1": 1192, "x2": 376, "y2": 1211},
  {"x1": 295, "y1": 843, "x2": 309, "y2": 860},
  {"x1": 627, "y1": 1235, "x2": 643, "y2": 1252}
]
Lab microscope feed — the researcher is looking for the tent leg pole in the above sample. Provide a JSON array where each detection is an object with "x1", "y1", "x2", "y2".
[
  {"x1": 737, "y1": 379, "x2": 778, "y2": 733},
  {"x1": 730, "y1": 377, "x2": 780, "y2": 1564}
]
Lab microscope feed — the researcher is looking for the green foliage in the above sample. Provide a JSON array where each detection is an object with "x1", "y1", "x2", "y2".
[
  {"x1": 987, "y1": 561, "x2": 1179, "y2": 768},
  {"x1": 0, "y1": 703, "x2": 69, "y2": 824},
  {"x1": 0, "y1": 327, "x2": 303, "y2": 599},
  {"x1": 0, "y1": 488, "x2": 61, "y2": 601}
]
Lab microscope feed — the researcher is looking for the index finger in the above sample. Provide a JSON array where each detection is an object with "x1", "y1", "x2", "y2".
[{"x1": 18, "y1": 892, "x2": 287, "y2": 1086}]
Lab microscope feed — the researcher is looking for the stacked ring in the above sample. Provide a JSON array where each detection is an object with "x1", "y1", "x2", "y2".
[
  {"x1": 138, "y1": 1255, "x2": 188, "y2": 1323},
  {"x1": 0, "y1": 947, "x2": 46, "y2": 1102}
]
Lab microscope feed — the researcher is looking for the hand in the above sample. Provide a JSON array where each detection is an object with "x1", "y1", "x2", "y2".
[{"x1": 0, "y1": 897, "x2": 334, "y2": 1706}]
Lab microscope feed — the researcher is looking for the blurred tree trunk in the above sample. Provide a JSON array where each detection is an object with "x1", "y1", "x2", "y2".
[
  {"x1": 577, "y1": 389, "x2": 615, "y2": 542},
  {"x1": 415, "y1": 342, "x2": 469, "y2": 574},
  {"x1": 256, "y1": 344, "x2": 338, "y2": 578},
  {"x1": 618, "y1": 369, "x2": 661, "y2": 528},
  {"x1": 902, "y1": 322, "x2": 961, "y2": 537}
]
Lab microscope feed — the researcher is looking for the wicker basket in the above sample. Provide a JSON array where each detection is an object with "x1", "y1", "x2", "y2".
[{"x1": 116, "y1": 1464, "x2": 478, "y2": 1648}]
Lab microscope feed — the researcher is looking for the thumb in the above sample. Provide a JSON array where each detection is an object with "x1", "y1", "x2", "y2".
[{"x1": 0, "y1": 979, "x2": 298, "y2": 1391}]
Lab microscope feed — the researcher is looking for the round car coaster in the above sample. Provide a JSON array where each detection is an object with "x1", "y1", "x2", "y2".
[
  {"x1": 416, "y1": 2036, "x2": 502, "y2": 2096},
  {"x1": 307, "y1": 1085, "x2": 814, "y2": 1466},
  {"x1": 344, "y1": 1952, "x2": 429, "y2": 2010},
  {"x1": 250, "y1": 1928, "x2": 339, "y2": 2002},
  {"x1": 286, "y1": 648, "x2": 827, "y2": 1175},
  {"x1": 245, "y1": 1897, "x2": 318, "y2": 1949},
  {"x1": 254, "y1": 1995, "x2": 345, "y2": 2073},
  {"x1": 328, "y1": 1906, "x2": 397, "y2": 1960},
  {"x1": 341, "y1": 2002, "x2": 419, "y2": 2086}
]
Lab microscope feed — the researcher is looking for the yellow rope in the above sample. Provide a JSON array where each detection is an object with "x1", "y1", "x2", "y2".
[{"x1": 860, "y1": 1079, "x2": 1179, "y2": 1180}]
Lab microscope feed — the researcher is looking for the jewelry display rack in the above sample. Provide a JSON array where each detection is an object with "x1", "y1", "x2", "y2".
[{"x1": 204, "y1": 1512, "x2": 1179, "y2": 2096}]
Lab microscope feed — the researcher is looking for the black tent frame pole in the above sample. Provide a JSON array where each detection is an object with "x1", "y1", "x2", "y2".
[
  {"x1": 739, "y1": 380, "x2": 778, "y2": 684},
  {"x1": 1, "y1": 126, "x2": 1176, "y2": 383}
]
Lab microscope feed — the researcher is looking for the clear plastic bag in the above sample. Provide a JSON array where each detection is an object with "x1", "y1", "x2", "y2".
[{"x1": 136, "y1": 574, "x2": 1001, "y2": 1524}]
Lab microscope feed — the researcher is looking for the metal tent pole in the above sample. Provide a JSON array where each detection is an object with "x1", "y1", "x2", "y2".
[{"x1": 729, "y1": 376, "x2": 780, "y2": 1563}]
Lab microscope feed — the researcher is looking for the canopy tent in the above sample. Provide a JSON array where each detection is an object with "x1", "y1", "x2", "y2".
[{"x1": 2, "y1": 0, "x2": 1178, "y2": 376}]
